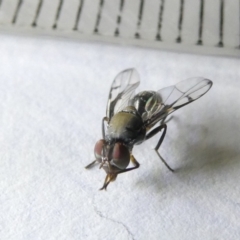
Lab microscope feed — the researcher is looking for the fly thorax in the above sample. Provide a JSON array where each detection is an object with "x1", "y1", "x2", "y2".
[{"x1": 107, "y1": 108, "x2": 146, "y2": 144}]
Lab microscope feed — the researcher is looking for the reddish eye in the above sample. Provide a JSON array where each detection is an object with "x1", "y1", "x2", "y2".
[
  {"x1": 111, "y1": 143, "x2": 130, "y2": 169},
  {"x1": 94, "y1": 139, "x2": 105, "y2": 160}
]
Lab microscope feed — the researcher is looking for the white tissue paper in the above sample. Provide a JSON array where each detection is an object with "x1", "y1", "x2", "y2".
[{"x1": 0, "y1": 33, "x2": 240, "y2": 240}]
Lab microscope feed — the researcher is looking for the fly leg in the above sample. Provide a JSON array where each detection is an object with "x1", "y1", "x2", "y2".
[
  {"x1": 160, "y1": 115, "x2": 173, "y2": 125},
  {"x1": 102, "y1": 116, "x2": 109, "y2": 138},
  {"x1": 85, "y1": 159, "x2": 101, "y2": 169},
  {"x1": 85, "y1": 117, "x2": 109, "y2": 169},
  {"x1": 145, "y1": 124, "x2": 174, "y2": 172},
  {"x1": 101, "y1": 116, "x2": 109, "y2": 164}
]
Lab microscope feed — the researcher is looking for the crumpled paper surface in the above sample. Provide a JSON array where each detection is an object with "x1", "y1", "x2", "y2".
[{"x1": 0, "y1": 33, "x2": 240, "y2": 240}]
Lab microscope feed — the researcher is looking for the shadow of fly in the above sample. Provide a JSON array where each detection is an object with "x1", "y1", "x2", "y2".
[{"x1": 85, "y1": 69, "x2": 213, "y2": 190}]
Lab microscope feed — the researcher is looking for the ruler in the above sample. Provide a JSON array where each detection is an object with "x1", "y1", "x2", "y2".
[{"x1": 0, "y1": 0, "x2": 239, "y2": 57}]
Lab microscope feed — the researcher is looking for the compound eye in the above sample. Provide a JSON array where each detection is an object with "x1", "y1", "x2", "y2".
[
  {"x1": 111, "y1": 143, "x2": 130, "y2": 170},
  {"x1": 94, "y1": 139, "x2": 105, "y2": 160}
]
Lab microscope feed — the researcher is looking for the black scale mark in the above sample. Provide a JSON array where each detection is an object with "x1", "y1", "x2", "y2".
[
  {"x1": 135, "y1": 0, "x2": 144, "y2": 39},
  {"x1": 12, "y1": 0, "x2": 23, "y2": 24},
  {"x1": 176, "y1": 0, "x2": 184, "y2": 43},
  {"x1": 217, "y1": 0, "x2": 224, "y2": 47},
  {"x1": 114, "y1": 0, "x2": 125, "y2": 37},
  {"x1": 197, "y1": 0, "x2": 204, "y2": 45},
  {"x1": 32, "y1": 0, "x2": 43, "y2": 27},
  {"x1": 94, "y1": 0, "x2": 104, "y2": 34},
  {"x1": 156, "y1": 0, "x2": 165, "y2": 41},
  {"x1": 52, "y1": 0, "x2": 63, "y2": 29},
  {"x1": 73, "y1": 0, "x2": 84, "y2": 31}
]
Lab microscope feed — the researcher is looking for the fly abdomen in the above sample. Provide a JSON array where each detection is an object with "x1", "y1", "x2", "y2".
[{"x1": 130, "y1": 91, "x2": 162, "y2": 120}]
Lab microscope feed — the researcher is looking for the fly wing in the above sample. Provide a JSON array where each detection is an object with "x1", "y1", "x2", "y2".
[
  {"x1": 106, "y1": 69, "x2": 140, "y2": 120},
  {"x1": 144, "y1": 77, "x2": 213, "y2": 128}
]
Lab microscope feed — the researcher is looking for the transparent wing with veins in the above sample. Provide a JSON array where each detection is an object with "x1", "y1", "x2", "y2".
[
  {"x1": 143, "y1": 77, "x2": 213, "y2": 129},
  {"x1": 106, "y1": 69, "x2": 140, "y2": 121}
]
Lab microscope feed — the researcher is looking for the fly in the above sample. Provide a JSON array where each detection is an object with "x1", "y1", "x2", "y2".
[{"x1": 85, "y1": 69, "x2": 213, "y2": 190}]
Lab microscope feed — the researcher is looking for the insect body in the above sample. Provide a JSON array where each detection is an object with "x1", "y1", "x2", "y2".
[{"x1": 85, "y1": 69, "x2": 213, "y2": 190}]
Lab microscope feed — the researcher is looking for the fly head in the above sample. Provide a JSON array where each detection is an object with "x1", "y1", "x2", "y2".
[{"x1": 94, "y1": 139, "x2": 131, "y2": 190}]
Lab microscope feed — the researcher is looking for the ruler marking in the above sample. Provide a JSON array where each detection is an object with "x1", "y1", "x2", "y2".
[
  {"x1": 156, "y1": 0, "x2": 165, "y2": 41},
  {"x1": 197, "y1": 0, "x2": 204, "y2": 45},
  {"x1": 176, "y1": 0, "x2": 184, "y2": 43},
  {"x1": 73, "y1": 0, "x2": 84, "y2": 31},
  {"x1": 114, "y1": 0, "x2": 125, "y2": 37},
  {"x1": 0, "y1": 0, "x2": 238, "y2": 52},
  {"x1": 217, "y1": 0, "x2": 224, "y2": 47},
  {"x1": 52, "y1": 0, "x2": 64, "y2": 29},
  {"x1": 32, "y1": 0, "x2": 43, "y2": 27},
  {"x1": 12, "y1": 0, "x2": 23, "y2": 24},
  {"x1": 135, "y1": 0, "x2": 145, "y2": 39},
  {"x1": 94, "y1": 0, "x2": 104, "y2": 34}
]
